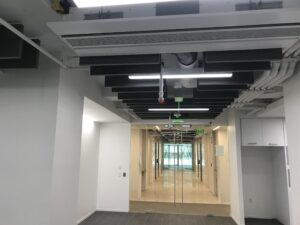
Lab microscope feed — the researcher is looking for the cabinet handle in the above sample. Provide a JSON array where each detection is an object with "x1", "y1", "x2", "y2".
[
  {"x1": 269, "y1": 143, "x2": 278, "y2": 146},
  {"x1": 288, "y1": 169, "x2": 291, "y2": 188},
  {"x1": 248, "y1": 143, "x2": 257, "y2": 145}
]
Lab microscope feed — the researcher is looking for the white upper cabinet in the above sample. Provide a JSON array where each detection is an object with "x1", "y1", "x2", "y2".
[
  {"x1": 241, "y1": 119, "x2": 263, "y2": 146},
  {"x1": 241, "y1": 118, "x2": 285, "y2": 147},
  {"x1": 262, "y1": 119, "x2": 285, "y2": 147}
]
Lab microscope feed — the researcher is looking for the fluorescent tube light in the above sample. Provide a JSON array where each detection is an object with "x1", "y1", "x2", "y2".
[
  {"x1": 73, "y1": 0, "x2": 180, "y2": 8},
  {"x1": 155, "y1": 125, "x2": 161, "y2": 132},
  {"x1": 213, "y1": 126, "x2": 221, "y2": 131},
  {"x1": 149, "y1": 108, "x2": 209, "y2": 112},
  {"x1": 129, "y1": 73, "x2": 233, "y2": 80}
]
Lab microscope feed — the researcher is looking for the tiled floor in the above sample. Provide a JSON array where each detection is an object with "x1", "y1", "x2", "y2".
[
  {"x1": 139, "y1": 170, "x2": 219, "y2": 204},
  {"x1": 79, "y1": 212, "x2": 237, "y2": 225}
]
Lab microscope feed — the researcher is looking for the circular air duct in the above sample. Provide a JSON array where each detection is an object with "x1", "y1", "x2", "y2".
[{"x1": 175, "y1": 52, "x2": 198, "y2": 69}]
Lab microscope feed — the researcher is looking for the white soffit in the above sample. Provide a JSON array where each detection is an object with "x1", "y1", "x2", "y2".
[
  {"x1": 83, "y1": 97, "x2": 126, "y2": 123},
  {"x1": 47, "y1": 9, "x2": 300, "y2": 56}
]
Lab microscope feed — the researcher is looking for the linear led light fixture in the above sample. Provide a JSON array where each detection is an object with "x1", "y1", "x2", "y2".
[
  {"x1": 213, "y1": 126, "x2": 221, "y2": 131},
  {"x1": 73, "y1": 0, "x2": 180, "y2": 8},
  {"x1": 155, "y1": 125, "x2": 161, "y2": 132},
  {"x1": 149, "y1": 108, "x2": 209, "y2": 112},
  {"x1": 129, "y1": 73, "x2": 233, "y2": 80}
]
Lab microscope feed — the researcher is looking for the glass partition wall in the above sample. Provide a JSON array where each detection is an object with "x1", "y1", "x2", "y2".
[{"x1": 130, "y1": 126, "x2": 230, "y2": 215}]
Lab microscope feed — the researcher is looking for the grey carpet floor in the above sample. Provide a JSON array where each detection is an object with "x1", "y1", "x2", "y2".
[
  {"x1": 245, "y1": 218, "x2": 283, "y2": 225},
  {"x1": 80, "y1": 212, "x2": 285, "y2": 225},
  {"x1": 79, "y1": 212, "x2": 236, "y2": 225}
]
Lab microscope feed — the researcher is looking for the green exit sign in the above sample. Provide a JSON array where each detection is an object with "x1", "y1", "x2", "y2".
[
  {"x1": 196, "y1": 128, "x2": 204, "y2": 135},
  {"x1": 175, "y1": 97, "x2": 183, "y2": 103},
  {"x1": 172, "y1": 118, "x2": 184, "y2": 124}
]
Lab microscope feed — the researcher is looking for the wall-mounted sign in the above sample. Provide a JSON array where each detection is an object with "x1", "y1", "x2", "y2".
[{"x1": 215, "y1": 145, "x2": 225, "y2": 156}]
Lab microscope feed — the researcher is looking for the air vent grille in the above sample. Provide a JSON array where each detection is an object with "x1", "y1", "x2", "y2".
[{"x1": 65, "y1": 26, "x2": 300, "y2": 48}]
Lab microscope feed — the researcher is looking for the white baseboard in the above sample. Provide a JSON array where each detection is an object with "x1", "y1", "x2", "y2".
[
  {"x1": 77, "y1": 210, "x2": 96, "y2": 224},
  {"x1": 97, "y1": 208, "x2": 129, "y2": 213}
]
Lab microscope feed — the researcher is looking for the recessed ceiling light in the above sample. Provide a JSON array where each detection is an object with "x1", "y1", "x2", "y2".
[
  {"x1": 129, "y1": 73, "x2": 233, "y2": 80},
  {"x1": 149, "y1": 108, "x2": 209, "y2": 112},
  {"x1": 73, "y1": 0, "x2": 180, "y2": 8}
]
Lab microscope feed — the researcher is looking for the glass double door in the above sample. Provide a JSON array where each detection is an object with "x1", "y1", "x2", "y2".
[{"x1": 161, "y1": 135, "x2": 194, "y2": 204}]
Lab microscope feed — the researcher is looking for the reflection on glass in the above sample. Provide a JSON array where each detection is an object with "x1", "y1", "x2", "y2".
[{"x1": 163, "y1": 143, "x2": 193, "y2": 170}]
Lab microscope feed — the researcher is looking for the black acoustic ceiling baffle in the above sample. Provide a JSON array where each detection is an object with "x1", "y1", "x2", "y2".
[
  {"x1": 81, "y1": 54, "x2": 161, "y2": 66},
  {"x1": 88, "y1": 49, "x2": 273, "y2": 120},
  {"x1": 204, "y1": 48, "x2": 282, "y2": 63},
  {"x1": 105, "y1": 76, "x2": 166, "y2": 88},
  {"x1": 103, "y1": 72, "x2": 253, "y2": 119},
  {"x1": 0, "y1": 39, "x2": 40, "y2": 69},
  {"x1": 91, "y1": 64, "x2": 161, "y2": 76},
  {"x1": 203, "y1": 61, "x2": 271, "y2": 72},
  {"x1": 0, "y1": 24, "x2": 24, "y2": 59}
]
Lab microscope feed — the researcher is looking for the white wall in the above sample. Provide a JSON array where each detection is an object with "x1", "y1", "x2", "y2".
[
  {"x1": 242, "y1": 148, "x2": 276, "y2": 219},
  {"x1": 50, "y1": 68, "x2": 130, "y2": 225},
  {"x1": 77, "y1": 118, "x2": 100, "y2": 223},
  {"x1": 227, "y1": 109, "x2": 245, "y2": 225},
  {"x1": 0, "y1": 56, "x2": 60, "y2": 225},
  {"x1": 273, "y1": 149, "x2": 290, "y2": 225},
  {"x1": 0, "y1": 57, "x2": 130, "y2": 225},
  {"x1": 241, "y1": 147, "x2": 290, "y2": 224},
  {"x1": 97, "y1": 123, "x2": 131, "y2": 212},
  {"x1": 283, "y1": 65, "x2": 300, "y2": 225}
]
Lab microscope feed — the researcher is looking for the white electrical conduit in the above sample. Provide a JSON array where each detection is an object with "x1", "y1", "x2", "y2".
[
  {"x1": 241, "y1": 91, "x2": 253, "y2": 101},
  {"x1": 250, "y1": 70, "x2": 270, "y2": 90},
  {"x1": 241, "y1": 92, "x2": 253, "y2": 102},
  {"x1": 284, "y1": 38, "x2": 300, "y2": 58},
  {"x1": 236, "y1": 91, "x2": 248, "y2": 102},
  {"x1": 0, "y1": 18, "x2": 68, "y2": 69},
  {"x1": 269, "y1": 62, "x2": 296, "y2": 89},
  {"x1": 255, "y1": 62, "x2": 280, "y2": 90},
  {"x1": 245, "y1": 91, "x2": 263, "y2": 102},
  {"x1": 261, "y1": 62, "x2": 289, "y2": 89},
  {"x1": 255, "y1": 62, "x2": 279, "y2": 90},
  {"x1": 292, "y1": 47, "x2": 300, "y2": 57},
  {"x1": 245, "y1": 92, "x2": 257, "y2": 102},
  {"x1": 158, "y1": 72, "x2": 164, "y2": 103}
]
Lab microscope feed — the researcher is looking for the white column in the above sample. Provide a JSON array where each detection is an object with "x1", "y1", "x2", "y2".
[{"x1": 283, "y1": 64, "x2": 300, "y2": 225}]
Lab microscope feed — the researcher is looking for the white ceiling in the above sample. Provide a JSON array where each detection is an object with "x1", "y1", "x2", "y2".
[{"x1": 83, "y1": 97, "x2": 126, "y2": 123}]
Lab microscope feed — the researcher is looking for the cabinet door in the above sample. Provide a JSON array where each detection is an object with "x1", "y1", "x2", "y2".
[
  {"x1": 241, "y1": 119, "x2": 263, "y2": 146},
  {"x1": 262, "y1": 119, "x2": 285, "y2": 146}
]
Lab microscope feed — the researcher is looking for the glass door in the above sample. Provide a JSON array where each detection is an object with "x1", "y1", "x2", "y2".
[{"x1": 163, "y1": 131, "x2": 193, "y2": 205}]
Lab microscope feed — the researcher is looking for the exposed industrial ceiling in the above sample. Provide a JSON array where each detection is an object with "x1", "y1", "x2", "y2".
[
  {"x1": 81, "y1": 49, "x2": 286, "y2": 120},
  {"x1": 1, "y1": 0, "x2": 300, "y2": 122}
]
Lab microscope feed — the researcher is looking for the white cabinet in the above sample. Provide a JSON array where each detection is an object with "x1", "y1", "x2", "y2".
[
  {"x1": 241, "y1": 118, "x2": 285, "y2": 147},
  {"x1": 241, "y1": 119, "x2": 263, "y2": 146},
  {"x1": 262, "y1": 119, "x2": 285, "y2": 147}
]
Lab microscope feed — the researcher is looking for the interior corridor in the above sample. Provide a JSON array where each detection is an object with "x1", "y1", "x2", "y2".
[{"x1": 140, "y1": 170, "x2": 219, "y2": 204}]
